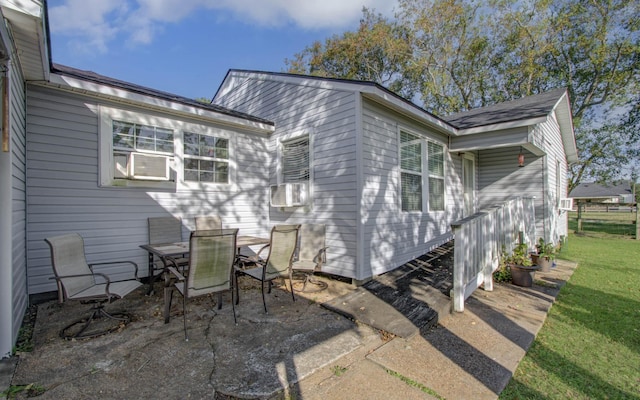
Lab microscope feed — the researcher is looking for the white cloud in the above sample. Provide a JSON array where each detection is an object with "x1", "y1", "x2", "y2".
[{"x1": 49, "y1": 0, "x2": 397, "y2": 51}]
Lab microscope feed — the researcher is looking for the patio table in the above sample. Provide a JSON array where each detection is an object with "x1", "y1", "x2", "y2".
[{"x1": 140, "y1": 235, "x2": 270, "y2": 294}]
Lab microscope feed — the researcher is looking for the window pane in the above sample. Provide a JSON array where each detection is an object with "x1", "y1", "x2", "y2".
[
  {"x1": 429, "y1": 177, "x2": 445, "y2": 211},
  {"x1": 428, "y1": 142, "x2": 444, "y2": 177},
  {"x1": 200, "y1": 160, "x2": 214, "y2": 171},
  {"x1": 200, "y1": 172, "x2": 214, "y2": 182},
  {"x1": 136, "y1": 136, "x2": 156, "y2": 151},
  {"x1": 401, "y1": 143, "x2": 422, "y2": 172},
  {"x1": 401, "y1": 172, "x2": 422, "y2": 212},
  {"x1": 184, "y1": 170, "x2": 198, "y2": 181},
  {"x1": 113, "y1": 121, "x2": 135, "y2": 149},
  {"x1": 400, "y1": 131, "x2": 419, "y2": 143},
  {"x1": 184, "y1": 133, "x2": 199, "y2": 156},
  {"x1": 282, "y1": 137, "x2": 309, "y2": 183}
]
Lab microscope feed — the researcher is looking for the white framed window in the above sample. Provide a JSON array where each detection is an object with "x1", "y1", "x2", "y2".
[
  {"x1": 428, "y1": 141, "x2": 445, "y2": 211},
  {"x1": 99, "y1": 106, "x2": 234, "y2": 189},
  {"x1": 400, "y1": 131, "x2": 423, "y2": 212},
  {"x1": 399, "y1": 129, "x2": 446, "y2": 212},
  {"x1": 183, "y1": 132, "x2": 229, "y2": 183}
]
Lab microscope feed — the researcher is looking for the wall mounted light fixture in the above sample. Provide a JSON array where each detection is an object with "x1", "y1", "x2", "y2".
[{"x1": 518, "y1": 147, "x2": 525, "y2": 167}]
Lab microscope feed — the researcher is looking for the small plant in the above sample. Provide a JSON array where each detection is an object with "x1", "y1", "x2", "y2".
[
  {"x1": 505, "y1": 242, "x2": 533, "y2": 267},
  {"x1": 494, "y1": 246, "x2": 512, "y2": 283},
  {"x1": 330, "y1": 365, "x2": 348, "y2": 377},
  {"x1": 1, "y1": 383, "x2": 46, "y2": 398},
  {"x1": 536, "y1": 238, "x2": 556, "y2": 260}
]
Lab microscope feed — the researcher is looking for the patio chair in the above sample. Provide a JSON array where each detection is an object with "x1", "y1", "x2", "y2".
[
  {"x1": 44, "y1": 233, "x2": 143, "y2": 340},
  {"x1": 147, "y1": 216, "x2": 188, "y2": 292},
  {"x1": 194, "y1": 215, "x2": 222, "y2": 231},
  {"x1": 234, "y1": 224, "x2": 300, "y2": 313},
  {"x1": 164, "y1": 228, "x2": 239, "y2": 340},
  {"x1": 292, "y1": 224, "x2": 329, "y2": 292}
]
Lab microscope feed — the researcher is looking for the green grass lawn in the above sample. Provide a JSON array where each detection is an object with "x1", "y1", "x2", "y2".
[
  {"x1": 568, "y1": 211, "x2": 638, "y2": 237},
  {"x1": 500, "y1": 234, "x2": 640, "y2": 399}
]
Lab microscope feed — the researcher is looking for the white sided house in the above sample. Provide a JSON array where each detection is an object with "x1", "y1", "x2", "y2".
[
  {"x1": 213, "y1": 70, "x2": 577, "y2": 281},
  {"x1": 0, "y1": 2, "x2": 577, "y2": 356}
]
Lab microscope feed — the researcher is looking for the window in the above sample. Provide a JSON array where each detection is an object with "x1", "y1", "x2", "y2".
[
  {"x1": 428, "y1": 142, "x2": 445, "y2": 211},
  {"x1": 282, "y1": 136, "x2": 309, "y2": 183},
  {"x1": 400, "y1": 131, "x2": 423, "y2": 212},
  {"x1": 113, "y1": 120, "x2": 174, "y2": 154},
  {"x1": 399, "y1": 130, "x2": 445, "y2": 212},
  {"x1": 183, "y1": 132, "x2": 229, "y2": 183}
]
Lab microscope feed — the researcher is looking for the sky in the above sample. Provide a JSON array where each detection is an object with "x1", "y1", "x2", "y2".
[{"x1": 47, "y1": 0, "x2": 398, "y2": 101}]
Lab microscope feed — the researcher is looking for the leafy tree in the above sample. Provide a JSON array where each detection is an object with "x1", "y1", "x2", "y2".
[{"x1": 286, "y1": 0, "x2": 640, "y2": 187}]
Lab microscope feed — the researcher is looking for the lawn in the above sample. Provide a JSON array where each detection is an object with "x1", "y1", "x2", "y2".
[
  {"x1": 500, "y1": 233, "x2": 640, "y2": 399},
  {"x1": 567, "y1": 211, "x2": 638, "y2": 237}
]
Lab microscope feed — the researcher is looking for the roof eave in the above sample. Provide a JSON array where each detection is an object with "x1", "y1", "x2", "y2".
[
  {"x1": 216, "y1": 69, "x2": 457, "y2": 135},
  {"x1": 43, "y1": 73, "x2": 275, "y2": 134}
]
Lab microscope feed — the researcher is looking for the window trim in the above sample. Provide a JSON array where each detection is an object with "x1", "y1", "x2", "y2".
[
  {"x1": 277, "y1": 132, "x2": 312, "y2": 185},
  {"x1": 398, "y1": 127, "x2": 446, "y2": 213},
  {"x1": 98, "y1": 106, "x2": 235, "y2": 189}
]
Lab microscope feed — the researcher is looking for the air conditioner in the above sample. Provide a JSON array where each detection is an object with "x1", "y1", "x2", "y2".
[
  {"x1": 559, "y1": 198, "x2": 574, "y2": 211},
  {"x1": 128, "y1": 152, "x2": 170, "y2": 181},
  {"x1": 270, "y1": 182, "x2": 309, "y2": 207}
]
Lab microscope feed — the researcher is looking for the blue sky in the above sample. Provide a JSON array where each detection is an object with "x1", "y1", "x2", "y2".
[{"x1": 48, "y1": 0, "x2": 397, "y2": 101}]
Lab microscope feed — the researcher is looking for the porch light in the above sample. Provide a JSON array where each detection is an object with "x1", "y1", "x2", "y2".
[{"x1": 518, "y1": 148, "x2": 525, "y2": 167}]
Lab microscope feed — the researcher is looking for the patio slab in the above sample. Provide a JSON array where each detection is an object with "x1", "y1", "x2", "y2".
[{"x1": 9, "y1": 277, "x2": 377, "y2": 399}]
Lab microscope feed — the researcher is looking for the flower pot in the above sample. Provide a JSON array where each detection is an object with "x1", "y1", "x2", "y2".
[
  {"x1": 536, "y1": 256, "x2": 552, "y2": 272},
  {"x1": 510, "y1": 264, "x2": 540, "y2": 287}
]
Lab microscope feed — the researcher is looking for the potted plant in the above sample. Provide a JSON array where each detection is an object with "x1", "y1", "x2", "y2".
[
  {"x1": 505, "y1": 242, "x2": 539, "y2": 287},
  {"x1": 532, "y1": 238, "x2": 556, "y2": 272}
]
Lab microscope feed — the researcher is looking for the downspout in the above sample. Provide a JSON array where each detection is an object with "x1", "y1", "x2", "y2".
[
  {"x1": 542, "y1": 155, "x2": 547, "y2": 241},
  {"x1": 1, "y1": 67, "x2": 7, "y2": 152}
]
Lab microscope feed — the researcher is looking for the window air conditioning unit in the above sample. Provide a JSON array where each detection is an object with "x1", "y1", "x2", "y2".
[
  {"x1": 559, "y1": 198, "x2": 574, "y2": 211},
  {"x1": 128, "y1": 152, "x2": 170, "y2": 181},
  {"x1": 270, "y1": 182, "x2": 309, "y2": 207}
]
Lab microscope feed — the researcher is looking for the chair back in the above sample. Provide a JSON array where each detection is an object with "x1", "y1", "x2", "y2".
[
  {"x1": 186, "y1": 228, "x2": 238, "y2": 297},
  {"x1": 148, "y1": 216, "x2": 183, "y2": 244},
  {"x1": 298, "y1": 224, "x2": 326, "y2": 264},
  {"x1": 194, "y1": 215, "x2": 222, "y2": 231},
  {"x1": 45, "y1": 233, "x2": 95, "y2": 300},
  {"x1": 265, "y1": 225, "x2": 300, "y2": 279}
]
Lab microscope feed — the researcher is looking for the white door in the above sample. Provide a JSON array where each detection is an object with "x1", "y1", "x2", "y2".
[{"x1": 463, "y1": 156, "x2": 475, "y2": 217}]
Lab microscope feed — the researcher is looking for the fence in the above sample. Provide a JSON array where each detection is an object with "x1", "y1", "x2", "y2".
[
  {"x1": 570, "y1": 206, "x2": 639, "y2": 239},
  {"x1": 450, "y1": 197, "x2": 536, "y2": 312}
]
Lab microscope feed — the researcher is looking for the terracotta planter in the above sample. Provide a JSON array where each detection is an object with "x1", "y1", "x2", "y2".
[{"x1": 510, "y1": 264, "x2": 540, "y2": 287}]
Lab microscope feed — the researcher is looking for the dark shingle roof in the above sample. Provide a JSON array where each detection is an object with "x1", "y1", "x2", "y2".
[
  {"x1": 51, "y1": 64, "x2": 273, "y2": 126},
  {"x1": 569, "y1": 182, "x2": 633, "y2": 198},
  {"x1": 443, "y1": 88, "x2": 567, "y2": 130}
]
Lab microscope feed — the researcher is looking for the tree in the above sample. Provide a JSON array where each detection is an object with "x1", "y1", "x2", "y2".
[
  {"x1": 286, "y1": 8, "x2": 419, "y2": 101},
  {"x1": 286, "y1": 0, "x2": 640, "y2": 187}
]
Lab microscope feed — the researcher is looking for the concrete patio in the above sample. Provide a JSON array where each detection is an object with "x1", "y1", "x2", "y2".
[{"x1": 1, "y1": 251, "x2": 577, "y2": 399}]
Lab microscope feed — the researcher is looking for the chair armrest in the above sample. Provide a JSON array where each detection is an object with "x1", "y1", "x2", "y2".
[
  {"x1": 255, "y1": 244, "x2": 270, "y2": 258},
  {"x1": 89, "y1": 260, "x2": 139, "y2": 279},
  {"x1": 166, "y1": 266, "x2": 186, "y2": 282}
]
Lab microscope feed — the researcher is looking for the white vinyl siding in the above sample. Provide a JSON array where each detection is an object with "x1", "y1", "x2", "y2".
[
  {"x1": 1, "y1": 63, "x2": 28, "y2": 358},
  {"x1": 362, "y1": 100, "x2": 457, "y2": 278},
  {"x1": 215, "y1": 76, "x2": 359, "y2": 279},
  {"x1": 25, "y1": 85, "x2": 270, "y2": 294}
]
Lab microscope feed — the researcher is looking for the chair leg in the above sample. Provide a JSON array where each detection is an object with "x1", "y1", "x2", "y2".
[
  {"x1": 217, "y1": 293, "x2": 223, "y2": 310},
  {"x1": 164, "y1": 286, "x2": 174, "y2": 324},
  {"x1": 231, "y1": 288, "x2": 237, "y2": 325},
  {"x1": 60, "y1": 303, "x2": 131, "y2": 340},
  {"x1": 234, "y1": 270, "x2": 240, "y2": 305},
  {"x1": 288, "y1": 270, "x2": 296, "y2": 303},
  {"x1": 182, "y1": 294, "x2": 188, "y2": 341},
  {"x1": 261, "y1": 280, "x2": 268, "y2": 314}
]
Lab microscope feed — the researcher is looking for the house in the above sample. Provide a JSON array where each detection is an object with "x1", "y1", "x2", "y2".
[
  {"x1": 569, "y1": 182, "x2": 635, "y2": 207},
  {"x1": 0, "y1": 1, "x2": 577, "y2": 356},
  {"x1": 213, "y1": 70, "x2": 577, "y2": 280}
]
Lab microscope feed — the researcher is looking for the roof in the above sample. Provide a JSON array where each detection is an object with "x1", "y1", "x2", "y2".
[
  {"x1": 52, "y1": 64, "x2": 274, "y2": 127},
  {"x1": 215, "y1": 69, "x2": 455, "y2": 135},
  {"x1": 569, "y1": 182, "x2": 633, "y2": 199},
  {"x1": 443, "y1": 88, "x2": 568, "y2": 129}
]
